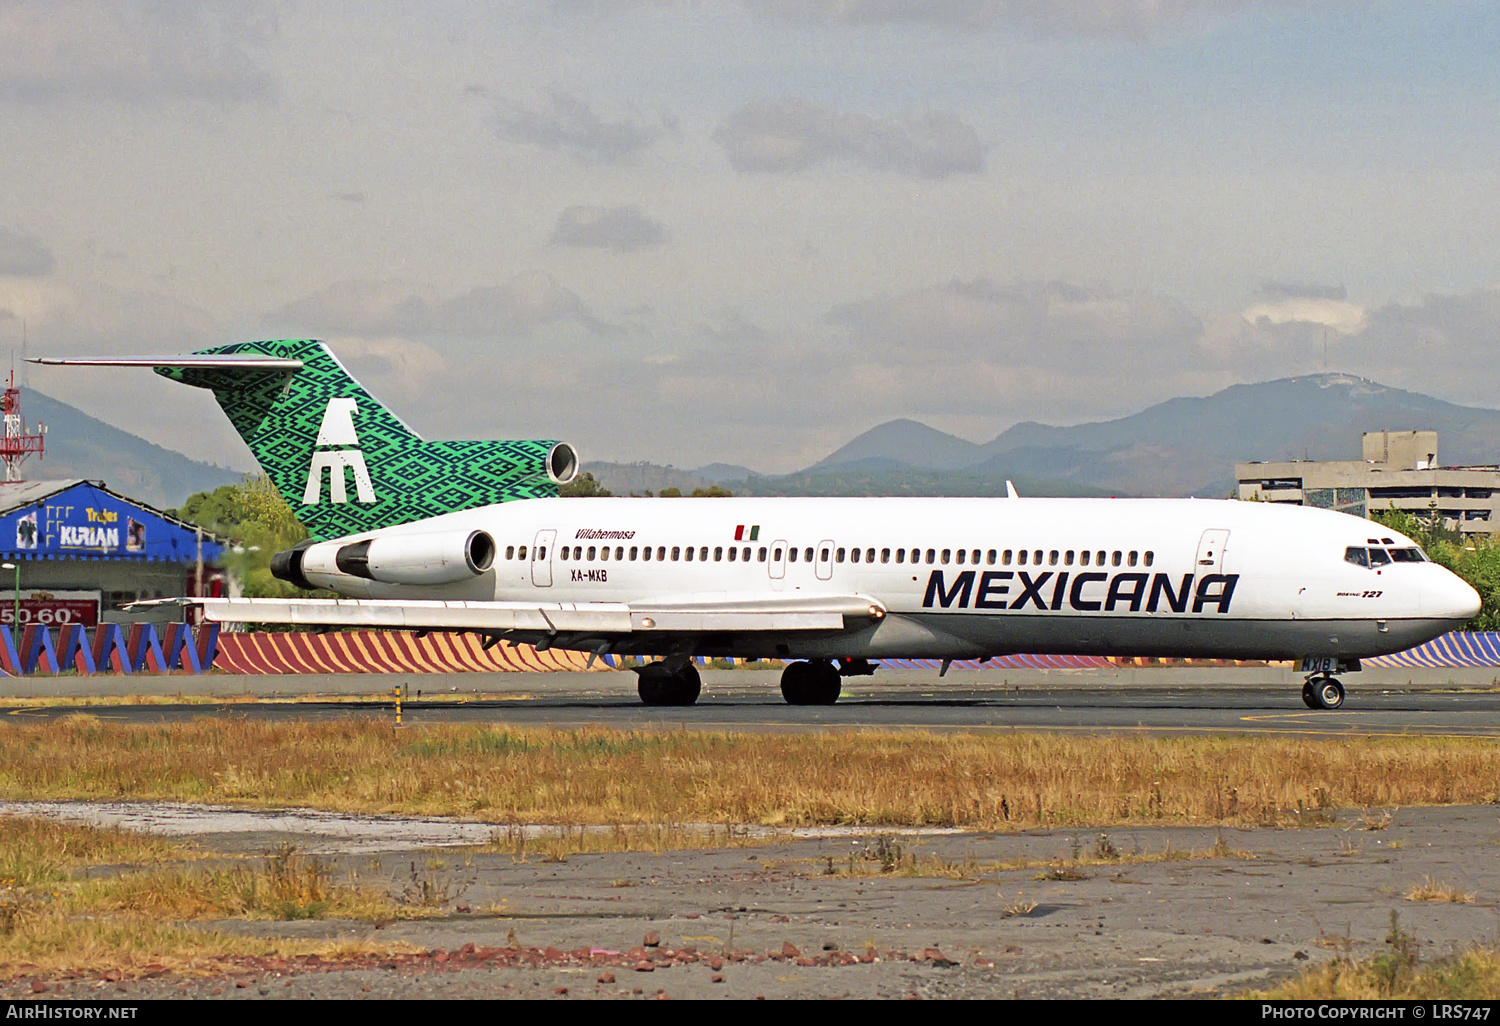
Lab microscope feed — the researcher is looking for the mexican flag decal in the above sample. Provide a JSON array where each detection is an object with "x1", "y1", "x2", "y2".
[{"x1": 734, "y1": 525, "x2": 760, "y2": 541}]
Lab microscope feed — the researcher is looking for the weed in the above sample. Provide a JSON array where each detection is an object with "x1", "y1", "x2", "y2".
[
  {"x1": 870, "y1": 834, "x2": 905, "y2": 873},
  {"x1": 399, "y1": 860, "x2": 459, "y2": 908},
  {"x1": 1093, "y1": 834, "x2": 1120, "y2": 861},
  {"x1": 1371, "y1": 911, "x2": 1421, "y2": 996},
  {"x1": 1404, "y1": 877, "x2": 1476, "y2": 904}
]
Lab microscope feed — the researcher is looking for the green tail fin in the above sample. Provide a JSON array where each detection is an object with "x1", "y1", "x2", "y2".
[{"x1": 164, "y1": 339, "x2": 569, "y2": 540}]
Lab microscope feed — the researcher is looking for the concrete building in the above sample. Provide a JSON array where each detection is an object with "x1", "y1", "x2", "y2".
[
  {"x1": 0, "y1": 479, "x2": 224, "y2": 626},
  {"x1": 1236, "y1": 430, "x2": 1500, "y2": 535}
]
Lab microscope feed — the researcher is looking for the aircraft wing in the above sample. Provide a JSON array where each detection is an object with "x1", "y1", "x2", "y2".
[{"x1": 195, "y1": 595, "x2": 885, "y2": 634}]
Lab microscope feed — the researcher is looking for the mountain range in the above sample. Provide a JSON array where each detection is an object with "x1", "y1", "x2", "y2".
[{"x1": 590, "y1": 373, "x2": 1500, "y2": 498}]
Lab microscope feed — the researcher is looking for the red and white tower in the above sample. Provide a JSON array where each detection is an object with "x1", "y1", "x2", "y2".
[{"x1": 0, "y1": 370, "x2": 44, "y2": 482}]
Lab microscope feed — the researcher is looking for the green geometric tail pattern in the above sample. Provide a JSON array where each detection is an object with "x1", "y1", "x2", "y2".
[{"x1": 159, "y1": 339, "x2": 560, "y2": 541}]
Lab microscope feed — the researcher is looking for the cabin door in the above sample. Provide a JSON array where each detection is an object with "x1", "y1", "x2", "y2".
[
  {"x1": 1195, "y1": 529, "x2": 1229, "y2": 575},
  {"x1": 531, "y1": 529, "x2": 556, "y2": 587}
]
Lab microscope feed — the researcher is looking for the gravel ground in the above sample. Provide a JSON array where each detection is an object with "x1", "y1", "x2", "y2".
[{"x1": 5, "y1": 803, "x2": 1500, "y2": 1000}]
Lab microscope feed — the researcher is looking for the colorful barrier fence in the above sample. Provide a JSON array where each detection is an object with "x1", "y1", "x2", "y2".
[{"x1": 3, "y1": 625, "x2": 1500, "y2": 676}]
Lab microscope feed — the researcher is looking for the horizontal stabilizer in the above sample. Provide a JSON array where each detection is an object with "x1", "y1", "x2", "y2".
[
  {"x1": 28, "y1": 355, "x2": 304, "y2": 371},
  {"x1": 194, "y1": 595, "x2": 885, "y2": 634}
]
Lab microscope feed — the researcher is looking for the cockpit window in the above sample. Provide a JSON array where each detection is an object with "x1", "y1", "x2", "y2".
[
  {"x1": 1389, "y1": 547, "x2": 1426, "y2": 562},
  {"x1": 1368, "y1": 548, "x2": 1391, "y2": 567},
  {"x1": 1344, "y1": 546, "x2": 1369, "y2": 567}
]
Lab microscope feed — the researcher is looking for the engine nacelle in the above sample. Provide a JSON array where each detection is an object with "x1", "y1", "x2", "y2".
[{"x1": 275, "y1": 530, "x2": 496, "y2": 589}]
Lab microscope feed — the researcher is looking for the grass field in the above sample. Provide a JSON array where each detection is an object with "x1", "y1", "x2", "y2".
[{"x1": 1, "y1": 716, "x2": 1497, "y2": 829}]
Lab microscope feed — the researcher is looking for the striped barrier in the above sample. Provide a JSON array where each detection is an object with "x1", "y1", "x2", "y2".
[{"x1": 3, "y1": 624, "x2": 1500, "y2": 676}]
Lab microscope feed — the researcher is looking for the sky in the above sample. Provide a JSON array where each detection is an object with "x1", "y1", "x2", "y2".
[{"x1": 2, "y1": 0, "x2": 1500, "y2": 475}]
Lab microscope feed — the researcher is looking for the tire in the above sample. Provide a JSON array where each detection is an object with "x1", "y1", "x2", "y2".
[
  {"x1": 1316, "y1": 678, "x2": 1345, "y2": 710},
  {"x1": 809, "y1": 661, "x2": 842, "y2": 705},
  {"x1": 637, "y1": 663, "x2": 701, "y2": 706},
  {"x1": 1301, "y1": 681, "x2": 1319, "y2": 709},
  {"x1": 780, "y1": 661, "x2": 812, "y2": 705}
]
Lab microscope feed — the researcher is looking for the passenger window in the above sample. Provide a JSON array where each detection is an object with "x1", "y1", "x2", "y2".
[
  {"x1": 505, "y1": 545, "x2": 515, "y2": 560},
  {"x1": 743, "y1": 547, "x2": 751, "y2": 561},
  {"x1": 805, "y1": 547, "x2": 814, "y2": 562},
  {"x1": 894, "y1": 549, "x2": 904, "y2": 563},
  {"x1": 536, "y1": 547, "x2": 544, "y2": 559},
  {"x1": 714, "y1": 546, "x2": 723, "y2": 561},
  {"x1": 837, "y1": 548, "x2": 846, "y2": 563},
  {"x1": 1144, "y1": 551, "x2": 1153, "y2": 567},
  {"x1": 1097, "y1": 551, "x2": 1106, "y2": 565},
  {"x1": 941, "y1": 549, "x2": 951, "y2": 564},
  {"x1": 1065, "y1": 550, "x2": 1074, "y2": 565},
  {"x1": 630, "y1": 546, "x2": 638, "y2": 560},
  {"x1": 788, "y1": 548, "x2": 798, "y2": 562},
  {"x1": 986, "y1": 550, "x2": 996, "y2": 565},
  {"x1": 1002, "y1": 550, "x2": 1012, "y2": 565},
  {"x1": 587, "y1": 546, "x2": 596, "y2": 560},
  {"x1": 971, "y1": 549, "x2": 980, "y2": 564},
  {"x1": 600, "y1": 547, "x2": 609, "y2": 561},
  {"x1": 1128, "y1": 551, "x2": 1137, "y2": 567},
  {"x1": 684, "y1": 547, "x2": 693, "y2": 562},
  {"x1": 882, "y1": 548, "x2": 891, "y2": 563},
  {"x1": 1049, "y1": 551, "x2": 1059, "y2": 565},
  {"x1": 1112, "y1": 551, "x2": 1122, "y2": 567},
  {"x1": 1018, "y1": 550, "x2": 1027, "y2": 566},
  {"x1": 657, "y1": 546, "x2": 666, "y2": 560},
  {"x1": 926, "y1": 549, "x2": 936, "y2": 564},
  {"x1": 1080, "y1": 551, "x2": 1089, "y2": 566},
  {"x1": 955, "y1": 549, "x2": 965, "y2": 565},
  {"x1": 518, "y1": 546, "x2": 527, "y2": 559},
  {"x1": 1034, "y1": 550, "x2": 1043, "y2": 565},
  {"x1": 760, "y1": 547, "x2": 768, "y2": 562},
  {"x1": 819, "y1": 547, "x2": 829, "y2": 562},
  {"x1": 1344, "y1": 546, "x2": 1368, "y2": 567},
  {"x1": 727, "y1": 547, "x2": 736, "y2": 562},
  {"x1": 1368, "y1": 548, "x2": 1391, "y2": 567},
  {"x1": 849, "y1": 549, "x2": 859, "y2": 564},
  {"x1": 867, "y1": 548, "x2": 876, "y2": 563},
  {"x1": 700, "y1": 547, "x2": 708, "y2": 561}
]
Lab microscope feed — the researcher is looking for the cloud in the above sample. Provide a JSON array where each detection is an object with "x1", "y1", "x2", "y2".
[
  {"x1": 828, "y1": 278, "x2": 1202, "y2": 370},
  {"x1": 0, "y1": 0, "x2": 279, "y2": 104},
  {"x1": 488, "y1": 88, "x2": 674, "y2": 165},
  {"x1": 715, "y1": 98, "x2": 984, "y2": 177},
  {"x1": 1242, "y1": 296, "x2": 1368, "y2": 335},
  {"x1": 265, "y1": 272, "x2": 615, "y2": 342},
  {"x1": 1260, "y1": 280, "x2": 1348, "y2": 301},
  {"x1": 739, "y1": 1, "x2": 1315, "y2": 37},
  {"x1": 0, "y1": 228, "x2": 55, "y2": 277},
  {"x1": 550, "y1": 205, "x2": 668, "y2": 253}
]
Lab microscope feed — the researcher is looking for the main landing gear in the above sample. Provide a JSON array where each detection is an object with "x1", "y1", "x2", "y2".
[
  {"x1": 635, "y1": 662, "x2": 702, "y2": 706},
  {"x1": 1302, "y1": 674, "x2": 1346, "y2": 711},
  {"x1": 780, "y1": 660, "x2": 842, "y2": 706}
]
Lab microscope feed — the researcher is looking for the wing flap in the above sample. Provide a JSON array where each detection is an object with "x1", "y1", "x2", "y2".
[{"x1": 196, "y1": 595, "x2": 881, "y2": 634}]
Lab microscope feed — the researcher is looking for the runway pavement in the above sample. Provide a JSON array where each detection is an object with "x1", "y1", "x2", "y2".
[{"x1": 6, "y1": 665, "x2": 1500, "y2": 736}]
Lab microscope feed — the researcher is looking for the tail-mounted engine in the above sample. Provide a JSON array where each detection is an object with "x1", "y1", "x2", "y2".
[{"x1": 271, "y1": 530, "x2": 497, "y2": 590}]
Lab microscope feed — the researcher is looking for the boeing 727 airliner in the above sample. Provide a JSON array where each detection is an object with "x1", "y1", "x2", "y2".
[{"x1": 36, "y1": 340, "x2": 1481, "y2": 711}]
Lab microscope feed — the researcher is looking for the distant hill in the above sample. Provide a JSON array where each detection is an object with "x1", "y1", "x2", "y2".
[
  {"x1": 810, "y1": 375, "x2": 1500, "y2": 497},
  {"x1": 18, "y1": 388, "x2": 242, "y2": 508}
]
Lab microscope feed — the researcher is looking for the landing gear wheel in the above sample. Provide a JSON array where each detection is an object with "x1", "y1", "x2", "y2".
[
  {"x1": 1315, "y1": 677, "x2": 1345, "y2": 710},
  {"x1": 780, "y1": 660, "x2": 842, "y2": 705},
  {"x1": 1301, "y1": 681, "x2": 1319, "y2": 709},
  {"x1": 637, "y1": 662, "x2": 702, "y2": 706}
]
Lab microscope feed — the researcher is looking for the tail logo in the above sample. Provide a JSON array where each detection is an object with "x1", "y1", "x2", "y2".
[{"x1": 302, "y1": 398, "x2": 377, "y2": 505}]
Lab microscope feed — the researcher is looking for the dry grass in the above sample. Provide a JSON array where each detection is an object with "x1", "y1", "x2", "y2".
[
  {"x1": 1257, "y1": 914, "x2": 1500, "y2": 1000},
  {"x1": 0, "y1": 816, "x2": 425, "y2": 977},
  {"x1": 1404, "y1": 876, "x2": 1476, "y2": 903},
  {"x1": 3, "y1": 718, "x2": 1497, "y2": 830}
]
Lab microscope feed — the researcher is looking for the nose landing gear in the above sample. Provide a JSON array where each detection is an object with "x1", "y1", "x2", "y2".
[{"x1": 1302, "y1": 674, "x2": 1345, "y2": 710}]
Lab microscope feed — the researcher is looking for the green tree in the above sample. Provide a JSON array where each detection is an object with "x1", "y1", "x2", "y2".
[
  {"x1": 173, "y1": 474, "x2": 311, "y2": 598},
  {"x1": 690, "y1": 485, "x2": 733, "y2": 497},
  {"x1": 559, "y1": 472, "x2": 612, "y2": 498}
]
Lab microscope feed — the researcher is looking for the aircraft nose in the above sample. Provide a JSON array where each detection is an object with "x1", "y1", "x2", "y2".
[{"x1": 1426, "y1": 567, "x2": 1481, "y2": 624}]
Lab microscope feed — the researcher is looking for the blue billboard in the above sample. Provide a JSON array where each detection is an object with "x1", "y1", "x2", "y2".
[{"x1": 0, "y1": 481, "x2": 223, "y2": 563}]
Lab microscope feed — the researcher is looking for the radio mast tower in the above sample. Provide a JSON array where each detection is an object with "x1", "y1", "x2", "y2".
[{"x1": 0, "y1": 368, "x2": 45, "y2": 482}]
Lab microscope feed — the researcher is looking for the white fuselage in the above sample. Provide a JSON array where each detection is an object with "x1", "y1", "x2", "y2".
[{"x1": 294, "y1": 496, "x2": 1481, "y2": 662}]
